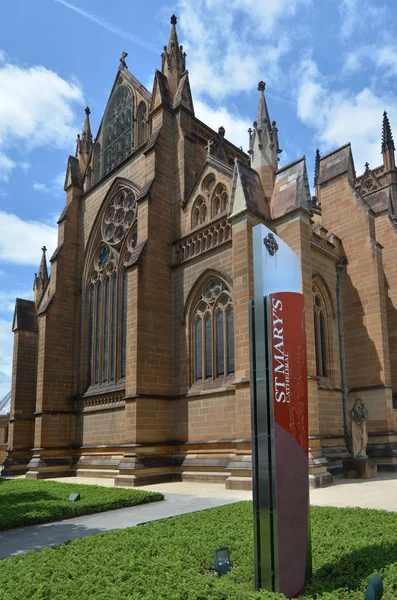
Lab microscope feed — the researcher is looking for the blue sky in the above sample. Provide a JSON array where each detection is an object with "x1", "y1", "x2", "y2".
[{"x1": 0, "y1": 0, "x2": 396, "y2": 399}]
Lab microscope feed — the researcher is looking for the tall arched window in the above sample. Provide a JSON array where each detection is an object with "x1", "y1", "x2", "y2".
[
  {"x1": 93, "y1": 144, "x2": 101, "y2": 184},
  {"x1": 211, "y1": 184, "x2": 228, "y2": 217},
  {"x1": 86, "y1": 186, "x2": 137, "y2": 389},
  {"x1": 102, "y1": 85, "x2": 133, "y2": 176},
  {"x1": 191, "y1": 196, "x2": 207, "y2": 229},
  {"x1": 192, "y1": 278, "x2": 234, "y2": 382},
  {"x1": 137, "y1": 102, "x2": 147, "y2": 147},
  {"x1": 313, "y1": 285, "x2": 328, "y2": 377}
]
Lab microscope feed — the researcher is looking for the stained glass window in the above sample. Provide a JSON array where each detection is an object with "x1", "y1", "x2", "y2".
[
  {"x1": 110, "y1": 274, "x2": 117, "y2": 382},
  {"x1": 227, "y1": 307, "x2": 234, "y2": 374},
  {"x1": 211, "y1": 184, "x2": 228, "y2": 217},
  {"x1": 313, "y1": 285, "x2": 328, "y2": 377},
  {"x1": 195, "y1": 318, "x2": 202, "y2": 381},
  {"x1": 102, "y1": 85, "x2": 133, "y2": 176},
  {"x1": 88, "y1": 285, "x2": 94, "y2": 383},
  {"x1": 216, "y1": 310, "x2": 224, "y2": 376},
  {"x1": 121, "y1": 270, "x2": 128, "y2": 378},
  {"x1": 94, "y1": 282, "x2": 102, "y2": 384},
  {"x1": 192, "y1": 278, "x2": 234, "y2": 384},
  {"x1": 137, "y1": 102, "x2": 147, "y2": 147},
  {"x1": 93, "y1": 144, "x2": 101, "y2": 184},
  {"x1": 103, "y1": 277, "x2": 110, "y2": 382}
]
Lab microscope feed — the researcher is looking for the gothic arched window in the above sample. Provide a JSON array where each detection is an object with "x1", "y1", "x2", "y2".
[
  {"x1": 137, "y1": 102, "x2": 147, "y2": 147},
  {"x1": 191, "y1": 196, "x2": 207, "y2": 229},
  {"x1": 93, "y1": 143, "x2": 101, "y2": 185},
  {"x1": 211, "y1": 184, "x2": 228, "y2": 218},
  {"x1": 192, "y1": 278, "x2": 234, "y2": 382},
  {"x1": 313, "y1": 285, "x2": 328, "y2": 377},
  {"x1": 102, "y1": 85, "x2": 133, "y2": 176},
  {"x1": 86, "y1": 187, "x2": 137, "y2": 388}
]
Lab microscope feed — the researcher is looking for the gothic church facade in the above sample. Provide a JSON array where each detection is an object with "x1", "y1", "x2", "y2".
[{"x1": 3, "y1": 16, "x2": 397, "y2": 488}]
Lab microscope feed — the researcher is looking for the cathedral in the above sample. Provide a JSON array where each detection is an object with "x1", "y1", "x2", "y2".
[{"x1": 3, "y1": 15, "x2": 397, "y2": 488}]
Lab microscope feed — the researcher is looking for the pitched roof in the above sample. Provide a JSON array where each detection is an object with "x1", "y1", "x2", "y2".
[
  {"x1": 317, "y1": 143, "x2": 355, "y2": 185},
  {"x1": 229, "y1": 158, "x2": 268, "y2": 220},
  {"x1": 12, "y1": 298, "x2": 38, "y2": 332},
  {"x1": 271, "y1": 156, "x2": 311, "y2": 219}
]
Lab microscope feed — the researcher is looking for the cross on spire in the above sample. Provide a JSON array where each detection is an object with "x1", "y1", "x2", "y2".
[
  {"x1": 205, "y1": 139, "x2": 213, "y2": 156},
  {"x1": 120, "y1": 51, "x2": 128, "y2": 68}
]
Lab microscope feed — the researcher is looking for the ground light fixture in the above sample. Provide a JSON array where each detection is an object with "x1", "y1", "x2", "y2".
[
  {"x1": 68, "y1": 493, "x2": 81, "y2": 502},
  {"x1": 213, "y1": 547, "x2": 231, "y2": 576},
  {"x1": 365, "y1": 574, "x2": 383, "y2": 600}
]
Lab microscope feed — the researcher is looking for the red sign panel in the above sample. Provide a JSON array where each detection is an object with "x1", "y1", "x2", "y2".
[{"x1": 269, "y1": 291, "x2": 308, "y2": 598}]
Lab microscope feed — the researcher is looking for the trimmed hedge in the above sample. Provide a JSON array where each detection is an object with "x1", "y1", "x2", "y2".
[
  {"x1": 1, "y1": 502, "x2": 397, "y2": 599},
  {"x1": 0, "y1": 479, "x2": 163, "y2": 530}
]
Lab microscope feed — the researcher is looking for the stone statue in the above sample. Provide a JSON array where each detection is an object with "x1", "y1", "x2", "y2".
[{"x1": 350, "y1": 398, "x2": 368, "y2": 459}]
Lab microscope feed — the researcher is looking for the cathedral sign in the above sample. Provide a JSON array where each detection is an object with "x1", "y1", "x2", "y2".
[{"x1": 250, "y1": 223, "x2": 310, "y2": 597}]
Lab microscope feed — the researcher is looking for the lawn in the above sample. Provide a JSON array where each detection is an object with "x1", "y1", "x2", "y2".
[
  {"x1": 1, "y1": 502, "x2": 397, "y2": 600},
  {"x1": 0, "y1": 478, "x2": 163, "y2": 530}
]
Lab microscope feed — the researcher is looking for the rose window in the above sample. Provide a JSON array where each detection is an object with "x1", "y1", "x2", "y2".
[{"x1": 102, "y1": 190, "x2": 136, "y2": 245}]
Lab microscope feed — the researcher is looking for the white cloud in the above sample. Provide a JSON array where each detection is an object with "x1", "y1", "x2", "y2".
[
  {"x1": 19, "y1": 161, "x2": 31, "y2": 172},
  {"x1": 33, "y1": 171, "x2": 65, "y2": 195},
  {"x1": 195, "y1": 99, "x2": 250, "y2": 150},
  {"x1": 0, "y1": 61, "x2": 83, "y2": 149},
  {"x1": 0, "y1": 152, "x2": 15, "y2": 182},
  {"x1": 177, "y1": 0, "x2": 301, "y2": 101},
  {"x1": 0, "y1": 319, "x2": 13, "y2": 401},
  {"x1": 338, "y1": 0, "x2": 388, "y2": 40},
  {"x1": 296, "y1": 58, "x2": 396, "y2": 173},
  {"x1": 54, "y1": 0, "x2": 157, "y2": 53},
  {"x1": 33, "y1": 182, "x2": 49, "y2": 193},
  {"x1": 0, "y1": 211, "x2": 57, "y2": 266},
  {"x1": 0, "y1": 288, "x2": 33, "y2": 312},
  {"x1": 344, "y1": 44, "x2": 397, "y2": 78}
]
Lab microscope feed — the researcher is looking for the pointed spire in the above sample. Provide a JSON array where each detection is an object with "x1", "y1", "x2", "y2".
[
  {"x1": 249, "y1": 81, "x2": 279, "y2": 199},
  {"x1": 255, "y1": 81, "x2": 271, "y2": 135},
  {"x1": 382, "y1": 111, "x2": 396, "y2": 171},
  {"x1": 76, "y1": 106, "x2": 93, "y2": 174},
  {"x1": 382, "y1": 111, "x2": 395, "y2": 152},
  {"x1": 34, "y1": 246, "x2": 49, "y2": 305},
  {"x1": 314, "y1": 149, "x2": 321, "y2": 186},
  {"x1": 161, "y1": 14, "x2": 186, "y2": 97}
]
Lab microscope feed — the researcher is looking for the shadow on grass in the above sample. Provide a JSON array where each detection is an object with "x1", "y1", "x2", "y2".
[
  {"x1": 308, "y1": 538, "x2": 397, "y2": 596},
  {"x1": 0, "y1": 520, "x2": 108, "y2": 561},
  {"x1": 0, "y1": 491, "x2": 56, "y2": 505}
]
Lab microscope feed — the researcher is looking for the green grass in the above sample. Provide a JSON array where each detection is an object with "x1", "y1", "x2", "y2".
[
  {"x1": 1, "y1": 502, "x2": 397, "y2": 599},
  {"x1": 0, "y1": 478, "x2": 163, "y2": 530}
]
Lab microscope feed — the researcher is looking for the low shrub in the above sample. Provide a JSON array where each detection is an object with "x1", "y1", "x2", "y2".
[
  {"x1": 1, "y1": 502, "x2": 397, "y2": 599},
  {"x1": 0, "y1": 479, "x2": 163, "y2": 530}
]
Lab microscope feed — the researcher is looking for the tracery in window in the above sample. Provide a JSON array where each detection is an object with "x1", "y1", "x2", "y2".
[
  {"x1": 191, "y1": 196, "x2": 207, "y2": 229},
  {"x1": 137, "y1": 102, "x2": 147, "y2": 147},
  {"x1": 211, "y1": 184, "x2": 228, "y2": 217},
  {"x1": 102, "y1": 85, "x2": 133, "y2": 176},
  {"x1": 86, "y1": 186, "x2": 137, "y2": 389},
  {"x1": 93, "y1": 144, "x2": 101, "y2": 185},
  {"x1": 313, "y1": 285, "x2": 328, "y2": 377},
  {"x1": 192, "y1": 278, "x2": 234, "y2": 382}
]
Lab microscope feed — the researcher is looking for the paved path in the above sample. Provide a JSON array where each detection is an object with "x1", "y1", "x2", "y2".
[{"x1": 0, "y1": 493, "x2": 242, "y2": 560}]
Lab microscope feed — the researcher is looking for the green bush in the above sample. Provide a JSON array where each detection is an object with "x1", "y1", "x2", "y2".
[
  {"x1": 0, "y1": 479, "x2": 163, "y2": 530},
  {"x1": 1, "y1": 502, "x2": 397, "y2": 599}
]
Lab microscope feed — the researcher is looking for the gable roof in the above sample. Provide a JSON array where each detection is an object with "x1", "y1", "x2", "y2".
[
  {"x1": 12, "y1": 298, "x2": 38, "y2": 332},
  {"x1": 182, "y1": 154, "x2": 234, "y2": 208},
  {"x1": 229, "y1": 158, "x2": 268, "y2": 220},
  {"x1": 271, "y1": 156, "x2": 311, "y2": 219}
]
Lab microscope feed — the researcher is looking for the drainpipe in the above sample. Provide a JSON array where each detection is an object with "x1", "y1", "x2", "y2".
[{"x1": 336, "y1": 262, "x2": 351, "y2": 455}]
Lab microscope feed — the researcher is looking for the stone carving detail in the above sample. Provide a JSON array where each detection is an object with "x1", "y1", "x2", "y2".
[
  {"x1": 263, "y1": 232, "x2": 279, "y2": 256},
  {"x1": 78, "y1": 390, "x2": 125, "y2": 410},
  {"x1": 350, "y1": 397, "x2": 369, "y2": 459},
  {"x1": 175, "y1": 219, "x2": 231, "y2": 264}
]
